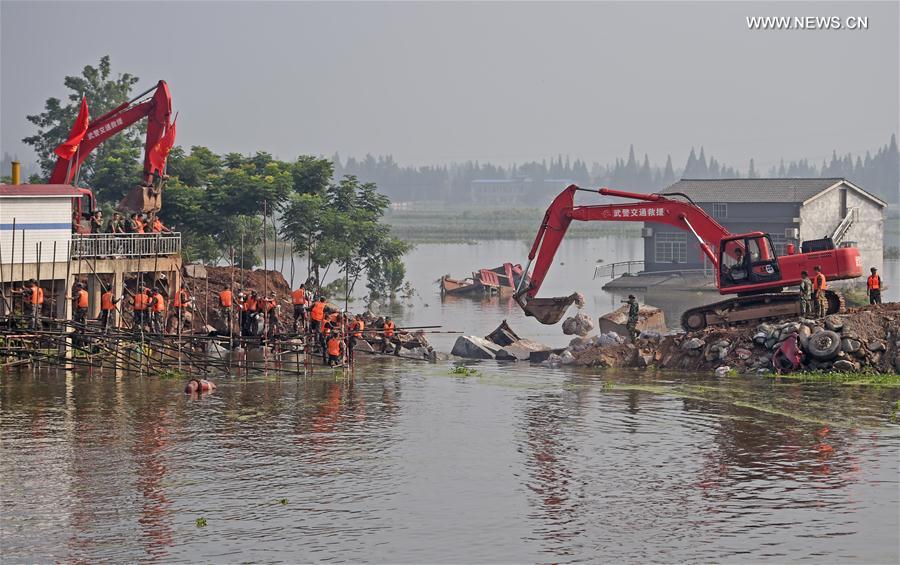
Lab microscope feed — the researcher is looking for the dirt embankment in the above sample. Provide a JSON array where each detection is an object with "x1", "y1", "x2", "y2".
[
  {"x1": 560, "y1": 303, "x2": 900, "y2": 374},
  {"x1": 184, "y1": 266, "x2": 293, "y2": 330}
]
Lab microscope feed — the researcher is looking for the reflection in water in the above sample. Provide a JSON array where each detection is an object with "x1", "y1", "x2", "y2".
[{"x1": 2, "y1": 363, "x2": 899, "y2": 563}]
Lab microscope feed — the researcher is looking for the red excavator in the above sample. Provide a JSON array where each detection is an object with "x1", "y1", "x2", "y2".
[
  {"x1": 514, "y1": 184, "x2": 862, "y2": 331},
  {"x1": 48, "y1": 80, "x2": 173, "y2": 229}
]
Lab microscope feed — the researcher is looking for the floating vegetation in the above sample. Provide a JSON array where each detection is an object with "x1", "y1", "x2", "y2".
[
  {"x1": 771, "y1": 370, "x2": 900, "y2": 387},
  {"x1": 449, "y1": 366, "x2": 479, "y2": 376},
  {"x1": 278, "y1": 498, "x2": 288, "y2": 505},
  {"x1": 195, "y1": 517, "x2": 207, "y2": 528},
  {"x1": 157, "y1": 368, "x2": 185, "y2": 380}
]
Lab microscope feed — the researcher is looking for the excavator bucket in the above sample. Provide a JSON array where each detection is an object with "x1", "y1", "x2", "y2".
[
  {"x1": 516, "y1": 293, "x2": 581, "y2": 325},
  {"x1": 118, "y1": 184, "x2": 162, "y2": 214}
]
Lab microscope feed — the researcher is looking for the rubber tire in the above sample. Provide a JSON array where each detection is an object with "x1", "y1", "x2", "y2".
[{"x1": 806, "y1": 329, "x2": 841, "y2": 361}]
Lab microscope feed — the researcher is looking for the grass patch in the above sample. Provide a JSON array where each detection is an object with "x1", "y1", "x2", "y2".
[{"x1": 770, "y1": 370, "x2": 900, "y2": 387}]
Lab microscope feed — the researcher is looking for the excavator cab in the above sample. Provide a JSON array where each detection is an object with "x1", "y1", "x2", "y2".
[{"x1": 718, "y1": 233, "x2": 781, "y2": 288}]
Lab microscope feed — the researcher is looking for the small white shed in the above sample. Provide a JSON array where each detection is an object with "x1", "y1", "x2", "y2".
[{"x1": 0, "y1": 184, "x2": 79, "y2": 267}]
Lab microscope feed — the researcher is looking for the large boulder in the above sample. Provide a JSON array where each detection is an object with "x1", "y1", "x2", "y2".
[
  {"x1": 597, "y1": 304, "x2": 666, "y2": 336},
  {"x1": 562, "y1": 313, "x2": 595, "y2": 336},
  {"x1": 495, "y1": 339, "x2": 552, "y2": 361},
  {"x1": 451, "y1": 335, "x2": 502, "y2": 359}
]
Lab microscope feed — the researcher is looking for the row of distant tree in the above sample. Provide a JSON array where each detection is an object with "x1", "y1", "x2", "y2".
[{"x1": 334, "y1": 136, "x2": 899, "y2": 205}]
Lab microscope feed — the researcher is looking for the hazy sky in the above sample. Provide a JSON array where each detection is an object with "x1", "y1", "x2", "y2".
[{"x1": 2, "y1": 1, "x2": 897, "y2": 171}]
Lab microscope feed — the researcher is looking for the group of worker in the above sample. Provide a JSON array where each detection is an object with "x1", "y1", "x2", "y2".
[
  {"x1": 214, "y1": 282, "x2": 400, "y2": 366},
  {"x1": 798, "y1": 265, "x2": 883, "y2": 318},
  {"x1": 85, "y1": 209, "x2": 172, "y2": 235},
  {"x1": 215, "y1": 285, "x2": 281, "y2": 338}
]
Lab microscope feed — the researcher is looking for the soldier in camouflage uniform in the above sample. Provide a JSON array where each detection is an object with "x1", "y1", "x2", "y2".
[
  {"x1": 798, "y1": 270, "x2": 813, "y2": 318},
  {"x1": 625, "y1": 294, "x2": 640, "y2": 342}
]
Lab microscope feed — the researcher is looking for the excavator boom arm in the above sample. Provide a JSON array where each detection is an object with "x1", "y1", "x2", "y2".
[
  {"x1": 521, "y1": 185, "x2": 732, "y2": 300},
  {"x1": 49, "y1": 80, "x2": 172, "y2": 185}
]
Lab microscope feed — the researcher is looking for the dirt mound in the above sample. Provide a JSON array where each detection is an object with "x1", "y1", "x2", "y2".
[{"x1": 184, "y1": 266, "x2": 294, "y2": 331}]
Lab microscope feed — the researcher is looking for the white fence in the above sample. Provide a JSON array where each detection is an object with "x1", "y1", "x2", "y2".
[{"x1": 71, "y1": 233, "x2": 181, "y2": 259}]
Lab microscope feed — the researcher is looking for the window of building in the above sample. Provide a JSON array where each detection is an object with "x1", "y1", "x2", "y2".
[
  {"x1": 655, "y1": 232, "x2": 687, "y2": 264},
  {"x1": 712, "y1": 203, "x2": 728, "y2": 219},
  {"x1": 768, "y1": 234, "x2": 796, "y2": 256}
]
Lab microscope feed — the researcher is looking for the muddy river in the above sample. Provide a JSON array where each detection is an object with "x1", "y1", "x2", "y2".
[{"x1": 2, "y1": 238, "x2": 899, "y2": 562}]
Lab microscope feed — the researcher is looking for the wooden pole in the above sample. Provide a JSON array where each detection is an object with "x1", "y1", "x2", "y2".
[{"x1": 50, "y1": 242, "x2": 57, "y2": 321}]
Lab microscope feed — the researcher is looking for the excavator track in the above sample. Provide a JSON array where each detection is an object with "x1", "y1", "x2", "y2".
[{"x1": 680, "y1": 290, "x2": 845, "y2": 332}]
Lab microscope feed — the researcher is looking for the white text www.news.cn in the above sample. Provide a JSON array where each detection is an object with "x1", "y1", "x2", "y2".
[{"x1": 746, "y1": 16, "x2": 869, "y2": 30}]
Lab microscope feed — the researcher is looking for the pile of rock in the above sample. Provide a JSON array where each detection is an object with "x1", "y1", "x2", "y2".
[
  {"x1": 564, "y1": 304, "x2": 899, "y2": 374},
  {"x1": 749, "y1": 314, "x2": 896, "y2": 373},
  {"x1": 451, "y1": 320, "x2": 559, "y2": 362}
]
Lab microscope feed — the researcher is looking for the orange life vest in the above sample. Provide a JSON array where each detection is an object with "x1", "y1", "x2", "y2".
[
  {"x1": 152, "y1": 294, "x2": 166, "y2": 312},
  {"x1": 813, "y1": 272, "x2": 827, "y2": 291},
  {"x1": 310, "y1": 301, "x2": 326, "y2": 322},
  {"x1": 350, "y1": 320, "x2": 364, "y2": 337},
  {"x1": 867, "y1": 274, "x2": 881, "y2": 290},
  {"x1": 75, "y1": 289, "x2": 88, "y2": 309},
  {"x1": 151, "y1": 219, "x2": 163, "y2": 233},
  {"x1": 174, "y1": 289, "x2": 189, "y2": 307},
  {"x1": 30, "y1": 286, "x2": 44, "y2": 305},
  {"x1": 134, "y1": 218, "x2": 145, "y2": 234},
  {"x1": 292, "y1": 289, "x2": 307, "y2": 305},
  {"x1": 219, "y1": 290, "x2": 233, "y2": 307},
  {"x1": 133, "y1": 293, "x2": 149, "y2": 311},
  {"x1": 101, "y1": 292, "x2": 115, "y2": 311},
  {"x1": 383, "y1": 321, "x2": 395, "y2": 338},
  {"x1": 328, "y1": 337, "x2": 342, "y2": 356},
  {"x1": 244, "y1": 296, "x2": 258, "y2": 312}
]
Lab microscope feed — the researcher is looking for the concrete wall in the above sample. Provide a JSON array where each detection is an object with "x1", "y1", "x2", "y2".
[
  {"x1": 0, "y1": 197, "x2": 72, "y2": 265},
  {"x1": 800, "y1": 184, "x2": 884, "y2": 277}
]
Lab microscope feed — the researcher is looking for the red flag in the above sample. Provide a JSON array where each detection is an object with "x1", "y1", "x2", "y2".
[
  {"x1": 54, "y1": 96, "x2": 90, "y2": 160},
  {"x1": 149, "y1": 117, "x2": 177, "y2": 174}
]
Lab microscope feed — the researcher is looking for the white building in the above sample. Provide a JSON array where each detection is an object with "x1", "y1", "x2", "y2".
[{"x1": 0, "y1": 184, "x2": 79, "y2": 271}]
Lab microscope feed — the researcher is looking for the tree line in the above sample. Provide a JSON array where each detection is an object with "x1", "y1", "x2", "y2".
[{"x1": 336, "y1": 138, "x2": 898, "y2": 206}]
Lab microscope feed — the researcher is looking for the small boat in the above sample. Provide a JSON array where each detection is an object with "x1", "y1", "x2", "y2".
[{"x1": 440, "y1": 263, "x2": 528, "y2": 297}]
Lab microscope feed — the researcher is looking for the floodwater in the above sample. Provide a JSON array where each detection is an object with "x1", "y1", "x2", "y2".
[
  {"x1": 2, "y1": 364, "x2": 899, "y2": 562},
  {"x1": 3, "y1": 238, "x2": 900, "y2": 562}
]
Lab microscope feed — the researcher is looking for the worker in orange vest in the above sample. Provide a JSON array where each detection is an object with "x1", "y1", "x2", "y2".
[
  {"x1": 99, "y1": 286, "x2": 122, "y2": 333},
  {"x1": 380, "y1": 317, "x2": 396, "y2": 354},
  {"x1": 326, "y1": 332, "x2": 344, "y2": 366},
  {"x1": 151, "y1": 289, "x2": 166, "y2": 334},
  {"x1": 319, "y1": 312, "x2": 335, "y2": 363},
  {"x1": 241, "y1": 291, "x2": 259, "y2": 336},
  {"x1": 867, "y1": 267, "x2": 882, "y2": 305},
  {"x1": 310, "y1": 296, "x2": 327, "y2": 335},
  {"x1": 133, "y1": 214, "x2": 146, "y2": 234},
  {"x1": 72, "y1": 283, "x2": 89, "y2": 327},
  {"x1": 291, "y1": 284, "x2": 309, "y2": 332},
  {"x1": 218, "y1": 285, "x2": 234, "y2": 333},
  {"x1": 348, "y1": 314, "x2": 365, "y2": 363},
  {"x1": 25, "y1": 279, "x2": 44, "y2": 330},
  {"x1": 131, "y1": 287, "x2": 150, "y2": 333},
  {"x1": 173, "y1": 283, "x2": 192, "y2": 332},
  {"x1": 261, "y1": 292, "x2": 279, "y2": 339},
  {"x1": 812, "y1": 265, "x2": 828, "y2": 318}
]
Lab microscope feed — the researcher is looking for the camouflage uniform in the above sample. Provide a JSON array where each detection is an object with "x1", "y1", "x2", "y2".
[
  {"x1": 626, "y1": 299, "x2": 640, "y2": 342},
  {"x1": 798, "y1": 277, "x2": 813, "y2": 318}
]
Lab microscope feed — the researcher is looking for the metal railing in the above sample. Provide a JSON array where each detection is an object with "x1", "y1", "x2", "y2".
[
  {"x1": 593, "y1": 260, "x2": 645, "y2": 279},
  {"x1": 594, "y1": 259, "x2": 716, "y2": 280},
  {"x1": 831, "y1": 207, "x2": 858, "y2": 246},
  {"x1": 71, "y1": 232, "x2": 181, "y2": 259}
]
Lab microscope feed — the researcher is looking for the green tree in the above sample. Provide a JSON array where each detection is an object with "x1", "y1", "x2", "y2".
[{"x1": 23, "y1": 55, "x2": 142, "y2": 191}]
